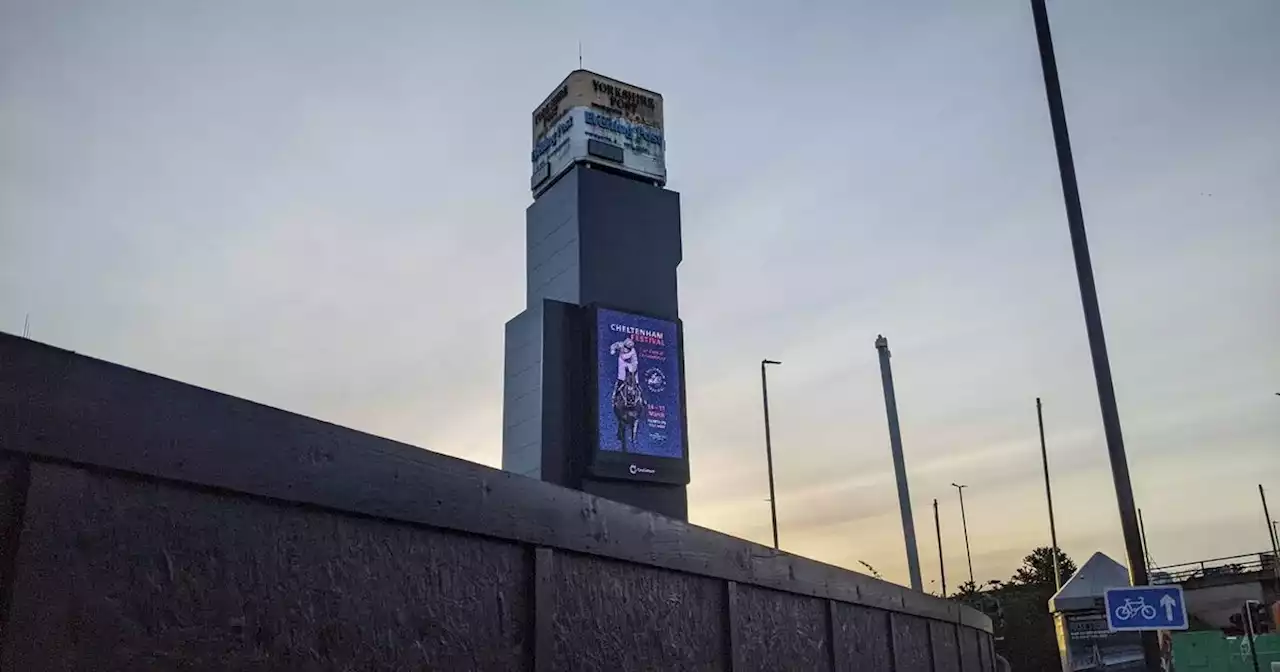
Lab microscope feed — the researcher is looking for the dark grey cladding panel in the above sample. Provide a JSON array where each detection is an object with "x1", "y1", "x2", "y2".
[
  {"x1": 0, "y1": 333, "x2": 992, "y2": 633},
  {"x1": 959, "y1": 624, "x2": 983, "y2": 672},
  {"x1": 535, "y1": 299, "x2": 585, "y2": 489},
  {"x1": 3, "y1": 462, "x2": 529, "y2": 672},
  {"x1": 891, "y1": 612, "x2": 933, "y2": 672},
  {"x1": 526, "y1": 170, "x2": 581, "y2": 306},
  {"x1": 930, "y1": 619, "x2": 961, "y2": 672},
  {"x1": 575, "y1": 167, "x2": 682, "y2": 320},
  {"x1": 733, "y1": 584, "x2": 830, "y2": 672},
  {"x1": 503, "y1": 308, "x2": 544, "y2": 476},
  {"x1": 551, "y1": 551, "x2": 726, "y2": 671},
  {"x1": 832, "y1": 602, "x2": 892, "y2": 671}
]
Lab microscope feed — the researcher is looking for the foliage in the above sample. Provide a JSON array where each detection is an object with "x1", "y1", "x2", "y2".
[
  {"x1": 945, "y1": 546, "x2": 1079, "y2": 672},
  {"x1": 1012, "y1": 546, "x2": 1077, "y2": 587},
  {"x1": 953, "y1": 580, "x2": 980, "y2": 597},
  {"x1": 857, "y1": 561, "x2": 883, "y2": 580}
]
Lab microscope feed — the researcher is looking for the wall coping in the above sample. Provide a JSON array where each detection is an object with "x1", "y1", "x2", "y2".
[{"x1": 0, "y1": 333, "x2": 990, "y2": 632}]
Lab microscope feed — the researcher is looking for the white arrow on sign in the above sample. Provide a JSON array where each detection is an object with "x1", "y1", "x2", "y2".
[{"x1": 1160, "y1": 594, "x2": 1177, "y2": 621}]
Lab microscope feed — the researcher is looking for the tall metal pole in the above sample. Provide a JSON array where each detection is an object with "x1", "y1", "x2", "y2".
[
  {"x1": 952, "y1": 483, "x2": 975, "y2": 585},
  {"x1": 1036, "y1": 397, "x2": 1062, "y2": 590},
  {"x1": 1260, "y1": 485, "x2": 1280, "y2": 582},
  {"x1": 760, "y1": 359, "x2": 782, "y2": 550},
  {"x1": 1273, "y1": 520, "x2": 1280, "y2": 571},
  {"x1": 1027, "y1": 1, "x2": 1158, "y2": 668},
  {"x1": 875, "y1": 335, "x2": 923, "y2": 591},
  {"x1": 934, "y1": 498, "x2": 947, "y2": 597},
  {"x1": 1138, "y1": 508, "x2": 1153, "y2": 571}
]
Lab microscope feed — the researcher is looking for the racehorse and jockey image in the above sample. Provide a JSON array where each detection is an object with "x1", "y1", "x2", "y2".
[{"x1": 609, "y1": 336, "x2": 647, "y2": 452}]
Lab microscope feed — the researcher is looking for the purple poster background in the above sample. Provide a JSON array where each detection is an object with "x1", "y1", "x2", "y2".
[{"x1": 595, "y1": 308, "x2": 684, "y2": 459}]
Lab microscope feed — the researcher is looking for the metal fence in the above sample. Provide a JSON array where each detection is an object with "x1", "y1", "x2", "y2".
[{"x1": 1151, "y1": 551, "x2": 1278, "y2": 584}]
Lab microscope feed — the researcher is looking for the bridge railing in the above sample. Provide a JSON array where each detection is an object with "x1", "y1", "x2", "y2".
[{"x1": 1151, "y1": 551, "x2": 1277, "y2": 584}]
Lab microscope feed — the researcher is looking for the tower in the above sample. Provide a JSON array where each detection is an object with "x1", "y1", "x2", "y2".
[{"x1": 501, "y1": 70, "x2": 688, "y2": 519}]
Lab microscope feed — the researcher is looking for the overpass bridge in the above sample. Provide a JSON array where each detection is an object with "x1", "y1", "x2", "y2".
[
  {"x1": 0, "y1": 332, "x2": 992, "y2": 670},
  {"x1": 1152, "y1": 551, "x2": 1279, "y2": 630}
]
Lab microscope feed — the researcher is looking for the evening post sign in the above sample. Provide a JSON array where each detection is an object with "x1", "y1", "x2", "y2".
[{"x1": 530, "y1": 70, "x2": 666, "y2": 195}]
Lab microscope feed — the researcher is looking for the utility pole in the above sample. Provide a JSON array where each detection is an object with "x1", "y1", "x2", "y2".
[
  {"x1": 1027, "y1": 0, "x2": 1158, "y2": 668},
  {"x1": 951, "y1": 483, "x2": 975, "y2": 585},
  {"x1": 760, "y1": 359, "x2": 782, "y2": 549},
  {"x1": 1260, "y1": 485, "x2": 1280, "y2": 582},
  {"x1": 875, "y1": 335, "x2": 923, "y2": 591},
  {"x1": 1037, "y1": 397, "x2": 1061, "y2": 590},
  {"x1": 934, "y1": 498, "x2": 947, "y2": 597},
  {"x1": 1138, "y1": 508, "x2": 1153, "y2": 571}
]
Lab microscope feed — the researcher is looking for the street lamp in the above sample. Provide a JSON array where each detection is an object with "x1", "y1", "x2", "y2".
[
  {"x1": 760, "y1": 359, "x2": 782, "y2": 549},
  {"x1": 951, "y1": 483, "x2": 975, "y2": 586},
  {"x1": 934, "y1": 498, "x2": 947, "y2": 597},
  {"x1": 1037, "y1": 397, "x2": 1062, "y2": 590},
  {"x1": 875, "y1": 335, "x2": 923, "y2": 591}
]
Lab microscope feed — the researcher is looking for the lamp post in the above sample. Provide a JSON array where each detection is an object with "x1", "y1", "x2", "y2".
[
  {"x1": 760, "y1": 359, "x2": 782, "y2": 549},
  {"x1": 952, "y1": 482, "x2": 974, "y2": 586},
  {"x1": 1037, "y1": 397, "x2": 1062, "y2": 590},
  {"x1": 934, "y1": 498, "x2": 947, "y2": 597},
  {"x1": 1261, "y1": 485, "x2": 1279, "y2": 583},
  {"x1": 875, "y1": 335, "x2": 923, "y2": 591}
]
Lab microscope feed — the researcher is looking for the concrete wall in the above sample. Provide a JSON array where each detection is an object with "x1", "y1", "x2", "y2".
[
  {"x1": 0, "y1": 332, "x2": 992, "y2": 670},
  {"x1": 1186, "y1": 582, "x2": 1265, "y2": 629}
]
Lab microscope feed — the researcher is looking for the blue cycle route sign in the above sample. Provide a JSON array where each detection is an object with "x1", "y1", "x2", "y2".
[{"x1": 1104, "y1": 585, "x2": 1189, "y2": 632}]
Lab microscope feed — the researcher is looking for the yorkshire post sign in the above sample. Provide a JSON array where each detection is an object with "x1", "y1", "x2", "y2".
[
  {"x1": 531, "y1": 70, "x2": 663, "y2": 143},
  {"x1": 590, "y1": 307, "x2": 687, "y2": 484},
  {"x1": 530, "y1": 70, "x2": 666, "y2": 195}
]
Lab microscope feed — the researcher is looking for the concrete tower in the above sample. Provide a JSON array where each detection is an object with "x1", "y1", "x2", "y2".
[{"x1": 501, "y1": 70, "x2": 688, "y2": 519}]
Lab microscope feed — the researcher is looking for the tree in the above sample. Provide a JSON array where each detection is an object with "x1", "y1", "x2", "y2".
[
  {"x1": 1011, "y1": 546, "x2": 1077, "y2": 587},
  {"x1": 943, "y1": 546, "x2": 1078, "y2": 672},
  {"x1": 953, "y1": 580, "x2": 981, "y2": 598}
]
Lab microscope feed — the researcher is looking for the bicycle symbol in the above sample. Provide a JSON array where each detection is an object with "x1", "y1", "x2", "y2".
[{"x1": 1113, "y1": 597, "x2": 1157, "y2": 621}]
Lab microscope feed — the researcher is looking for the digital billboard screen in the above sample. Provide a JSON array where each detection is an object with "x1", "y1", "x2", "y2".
[{"x1": 593, "y1": 307, "x2": 686, "y2": 482}]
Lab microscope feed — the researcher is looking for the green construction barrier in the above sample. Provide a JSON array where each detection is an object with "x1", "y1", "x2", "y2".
[{"x1": 1172, "y1": 631, "x2": 1280, "y2": 671}]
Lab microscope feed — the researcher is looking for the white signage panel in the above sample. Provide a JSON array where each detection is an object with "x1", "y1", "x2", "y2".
[{"x1": 531, "y1": 106, "x2": 665, "y2": 195}]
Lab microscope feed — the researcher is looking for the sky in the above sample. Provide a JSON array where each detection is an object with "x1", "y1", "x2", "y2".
[{"x1": 1, "y1": 0, "x2": 1278, "y2": 591}]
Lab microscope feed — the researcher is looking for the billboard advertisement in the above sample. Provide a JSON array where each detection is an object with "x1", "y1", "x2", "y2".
[
  {"x1": 1055, "y1": 611, "x2": 1145, "y2": 671},
  {"x1": 591, "y1": 307, "x2": 687, "y2": 484},
  {"x1": 531, "y1": 70, "x2": 666, "y2": 195}
]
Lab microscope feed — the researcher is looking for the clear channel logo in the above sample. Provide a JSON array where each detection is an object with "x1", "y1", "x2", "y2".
[{"x1": 628, "y1": 464, "x2": 656, "y2": 476}]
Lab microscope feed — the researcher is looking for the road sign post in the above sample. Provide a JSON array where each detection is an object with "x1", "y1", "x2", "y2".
[
  {"x1": 1104, "y1": 586, "x2": 1189, "y2": 632},
  {"x1": 1243, "y1": 600, "x2": 1262, "y2": 672}
]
